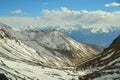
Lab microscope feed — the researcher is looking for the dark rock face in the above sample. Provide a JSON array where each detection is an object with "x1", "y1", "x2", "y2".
[
  {"x1": 0, "y1": 74, "x2": 8, "y2": 80},
  {"x1": 109, "y1": 35, "x2": 120, "y2": 49}
]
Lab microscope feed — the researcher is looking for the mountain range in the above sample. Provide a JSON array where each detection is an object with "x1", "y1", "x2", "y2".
[
  {"x1": 0, "y1": 22, "x2": 102, "y2": 80},
  {"x1": 0, "y1": 22, "x2": 119, "y2": 80},
  {"x1": 24, "y1": 24, "x2": 120, "y2": 47}
]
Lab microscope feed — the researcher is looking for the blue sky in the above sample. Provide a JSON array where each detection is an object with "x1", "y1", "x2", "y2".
[{"x1": 0, "y1": 0, "x2": 120, "y2": 17}]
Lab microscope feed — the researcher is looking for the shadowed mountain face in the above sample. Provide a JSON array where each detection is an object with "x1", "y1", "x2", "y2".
[
  {"x1": 109, "y1": 35, "x2": 120, "y2": 50},
  {"x1": 77, "y1": 35, "x2": 120, "y2": 80}
]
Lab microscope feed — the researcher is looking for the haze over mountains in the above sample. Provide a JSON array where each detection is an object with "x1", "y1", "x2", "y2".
[
  {"x1": 0, "y1": 22, "x2": 119, "y2": 80},
  {"x1": 22, "y1": 24, "x2": 120, "y2": 47}
]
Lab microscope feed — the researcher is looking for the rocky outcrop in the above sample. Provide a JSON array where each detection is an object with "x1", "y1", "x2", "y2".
[{"x1": 0, "y1": 74, "x2": 8, "y2": 80}]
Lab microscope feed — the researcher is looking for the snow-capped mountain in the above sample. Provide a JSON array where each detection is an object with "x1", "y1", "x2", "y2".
[
  {"x1": 0, "y1": 22, "x2": 119, "y2": 80},
  {"x1": 8, "y1": 25, "x2": 102, "y2": 67},
  {"x1": 0, "y1": 23, "x2": 102, "y2": 80},
  {"x1": 77, "y1": 35, "x2": 120, "y2": 80},
  {"x1": 90, "y1": 25, "x2": 111, "y2": 33},
  {"x1": 24, "y1": 24, "x2": 120, "y2": 34}
]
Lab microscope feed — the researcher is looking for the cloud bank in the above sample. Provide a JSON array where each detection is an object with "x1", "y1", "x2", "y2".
[{"x1": 0, "y1": 7, "x2": 120, "y2": 32}]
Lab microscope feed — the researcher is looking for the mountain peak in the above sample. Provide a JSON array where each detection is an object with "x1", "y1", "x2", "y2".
[{"x1": 0, "y1": 22, "x2": 13, "y2": 38}]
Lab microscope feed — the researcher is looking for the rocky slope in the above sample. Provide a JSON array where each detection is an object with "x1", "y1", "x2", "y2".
[
  {"x1": 0, "y1": 23, "x2": 101, "y2": 68},
  {"x1": 77, "y1": 35, "x2": 120, "y2": 80},
  {"x1": 0, "y1": 23, "x2": 101, "y2": 80}
]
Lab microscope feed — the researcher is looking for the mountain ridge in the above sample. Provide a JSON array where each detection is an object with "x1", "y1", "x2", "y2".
[
  {"x1": 0, "y1": 22, "x2": 101, "y2": 68},
  {"x1": 77, "y1": 35, "x2": 120, "y2": 80},
  {"x1": 0, "y1": 22, "x2": 119, "y2": 80},
  {"x1": 22, "y1": 24, "x2": 120, "y2": 34},
  {"x1": 0, "y1": 22, "x2": 103, "y2": 80},
  {"x1": 25, "y1": 24, "x2": 120, "y2": 47}
]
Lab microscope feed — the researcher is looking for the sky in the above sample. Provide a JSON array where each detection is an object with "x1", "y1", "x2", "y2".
[
  {"x1": 0, "y1": 0, "x2": 120, "y2": 31},
  {"x1": 0, "y1": 0, "x2": 120, "y2": 16}
]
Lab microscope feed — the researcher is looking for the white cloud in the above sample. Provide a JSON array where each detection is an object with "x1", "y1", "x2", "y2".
[
  {"x1": 105, "y1": 2, "x2": 120, "y2": 7},
  {"x1": 0, "y1": 7, "x2": 120, "y2": 32},
  {"x1": 10, "y1": 9, "x2": 23, "y2": 14}
]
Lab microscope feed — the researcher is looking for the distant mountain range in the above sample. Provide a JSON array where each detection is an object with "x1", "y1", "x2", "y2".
[
  {"x1": 24, "y1": 24, "x2": 120, "y2": 34},
  {"x1": 23, "y1": 24, "x2": 120, "y2": 47}
]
